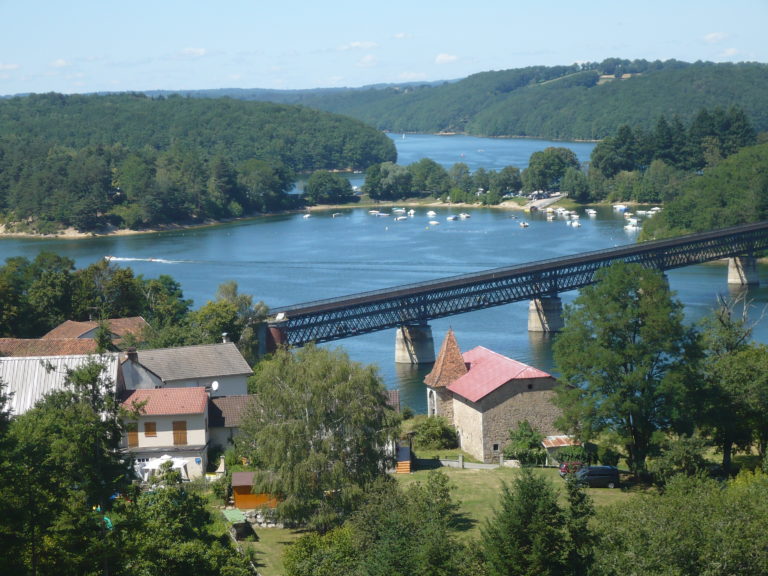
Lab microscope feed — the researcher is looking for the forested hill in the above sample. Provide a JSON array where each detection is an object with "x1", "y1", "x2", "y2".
[
  {"x1": 168, "y1": 60, "x2": 768, "y2": 140},
  {"x1": 0, "y1": 93, "x2": 396, "y2": 233},
  {"x1": 0, "y1": 93, "x2": 396, "y2": 171}
]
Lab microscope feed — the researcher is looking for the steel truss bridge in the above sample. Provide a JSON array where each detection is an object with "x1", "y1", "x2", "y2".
[{"x1": 266, "y1": 221, "x2": 768, "y2": 348}]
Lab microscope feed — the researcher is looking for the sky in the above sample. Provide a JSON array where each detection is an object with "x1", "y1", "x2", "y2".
[{"x1": 1, "y1": 0, "x2": 766, "y2": 96}]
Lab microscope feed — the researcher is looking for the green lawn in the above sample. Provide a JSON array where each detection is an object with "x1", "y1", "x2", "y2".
[
  {"x1": 233, "y1": 465, "x2": 640, "y2": 573},
  {"x1": 395, "y1": 465, "x2": 638, "y2": 539},
  {"x1": 241, "y1": 526, "x2": 303, "y2": 576}
]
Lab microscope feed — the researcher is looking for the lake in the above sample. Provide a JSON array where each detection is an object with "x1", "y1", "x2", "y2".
[{"x1": 2, "y1": 134, "x2": 766, "y2": 413}]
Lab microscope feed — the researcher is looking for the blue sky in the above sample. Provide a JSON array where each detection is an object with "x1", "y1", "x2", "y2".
[{"x1": 1, "y1": 0, "x2": 766, "y2": 96}]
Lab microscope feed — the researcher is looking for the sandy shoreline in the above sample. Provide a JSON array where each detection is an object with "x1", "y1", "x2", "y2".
[{"x1": 0, "y1": 200, "x2": 533, "y2": 240}]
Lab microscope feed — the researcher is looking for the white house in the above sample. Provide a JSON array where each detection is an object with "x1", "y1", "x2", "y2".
[
  {"x1": 121, "y1": 386, "x2": 209, "y2": 480},
  {"x1": 120, "y1": 343, "x2": 251, "y2": 397}
]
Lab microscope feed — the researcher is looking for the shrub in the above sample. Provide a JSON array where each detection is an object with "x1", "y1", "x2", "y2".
[
  {"x1": 412, "y1": 416, "x2": 458, "y2": 450},
  {"x1": 503, "y1": 421, "x2": 547, "y2": 466},
  {"x1": 598, "y1": 445, "x2": 621, "y2": 467},
  {"x1": 649, "y1": 435, "x2": 710, "y2": 486}
]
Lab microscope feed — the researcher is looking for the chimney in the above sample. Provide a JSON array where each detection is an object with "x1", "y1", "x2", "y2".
[
  {"x1": 126, "y1": 347, "x2": 138, "y2": 362},
  {"x1": 222, "y1": 332, "x2": 230, "y2": 343}
]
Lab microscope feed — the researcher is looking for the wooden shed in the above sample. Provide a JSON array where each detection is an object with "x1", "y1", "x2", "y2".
[{"x1": 231, "y1": 471, "x2": 279, "y2": 510}]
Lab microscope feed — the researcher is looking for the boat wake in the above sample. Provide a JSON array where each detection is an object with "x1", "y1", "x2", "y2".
[{"x1": 104, "y1": 256, "x2": 183, "y2": 264}]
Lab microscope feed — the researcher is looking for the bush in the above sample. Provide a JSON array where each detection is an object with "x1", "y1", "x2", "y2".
[
  {"x1": 649, "y1": 435, "x2": 710, "y2": 486},
  {"x1": 598, "y1": 445, "x2": 621, "y2": 467},
  {"x1": 503, "y1": 421, "x2": 547, "y2": 466},
  {"x1": 412, "y1": 416, "x2": 458, "y2": 450}
]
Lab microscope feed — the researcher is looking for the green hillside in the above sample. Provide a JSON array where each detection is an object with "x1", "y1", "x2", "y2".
[
  {"x1": 178, "y1": 60, "x2": 768, "y2": 140},
  {"x1": 0, "y1": 93, "x2": 396, "y2": 233}
]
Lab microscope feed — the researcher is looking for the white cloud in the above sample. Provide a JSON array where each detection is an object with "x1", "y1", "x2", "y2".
[
  {"x1": 339, "y1": 41, "x2": 378, "y2": 51},
  {"x1": 393, "y1": 32, "x2": 411, "y2": 40},
  {"x1": 357, "y1": 54, "x2": 377, "y2": 68},
  {"x1": 50, "y1": 59, "x2": 70, "y2": 68},
  {"x1": 435, "y1": 53, "x2": 458, "y2": 64},
  {"x1": 178, "y1": 47, "x2": 207, "y2": 58},
  {"x1": 0, "y1": 62, "x2": 19, "y2": 71},
  {"x1": 720, "y1": 47, "x2": 739, "y2": 58},
  {"x1": 704, "y1": 32, "x2": 728, "y2": 44}
]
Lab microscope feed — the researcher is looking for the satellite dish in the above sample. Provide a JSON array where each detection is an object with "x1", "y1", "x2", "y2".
[{"x1": 211, "y1": 381, "x2": 219, "y2": 391}]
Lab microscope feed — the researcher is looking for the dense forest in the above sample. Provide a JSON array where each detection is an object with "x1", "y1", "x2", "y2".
[
  {"x1": 160, "y1": 59, "x2": 768, "y2": 140},
  {"x1": 0, "y1": 93, "x2": 396, "y2": 233}
]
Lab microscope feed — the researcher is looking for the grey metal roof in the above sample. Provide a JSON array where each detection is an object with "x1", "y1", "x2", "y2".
[
  {"x1": 135, "y1": 343, "x2": 252, "y2": 383},
  {"x1": 0, "y1": 353, "x2": 121, "y2": 416}
]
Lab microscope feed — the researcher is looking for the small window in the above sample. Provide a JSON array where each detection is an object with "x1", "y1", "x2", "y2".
[
  {"x1": 493, "y1": 443, "x2": 499, "y2": 452},
  {"x1": 144, "y1": 421, "x2": 157, "y2": 437},
  {"x1": 527, "y1": 383, "x2": 533, "y2": 390}
]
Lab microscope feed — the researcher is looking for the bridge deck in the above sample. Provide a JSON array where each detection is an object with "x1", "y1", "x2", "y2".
[{"x1": 267, "y1": 221, "x2": 768, "y2": 347}]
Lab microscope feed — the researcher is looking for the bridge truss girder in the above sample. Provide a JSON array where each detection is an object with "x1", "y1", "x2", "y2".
[{"x1": 269, "y1": 222, "x2": 768, "y2": 347}]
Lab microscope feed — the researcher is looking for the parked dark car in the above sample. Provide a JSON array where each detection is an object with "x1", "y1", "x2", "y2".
[{"x1": 574, "y1": 465, "x2": 620, "y2": 488}]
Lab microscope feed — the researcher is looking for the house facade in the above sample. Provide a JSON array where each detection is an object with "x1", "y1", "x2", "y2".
[
  {"x1": 2, "y1": 337, "x2": 255, "y2": 480},
  {"x1": 208, "y1": 394, "x2": 253, "y2": 450},
  {"x1": 121, "y1": 386, "x2": 209, "y2": 480},
  {"x1": 120, "y1": 342, "x2": 251, "y2": 397},
  {"x1": 425, "y1": 330, "x2": 562, "y2": 463}
]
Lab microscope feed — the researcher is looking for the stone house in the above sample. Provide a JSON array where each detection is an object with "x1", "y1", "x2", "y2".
[{"x1": 425, "y1": 329, "x2": 562, "y2": 463}]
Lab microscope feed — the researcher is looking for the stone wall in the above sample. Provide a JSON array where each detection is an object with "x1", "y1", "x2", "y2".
[
  {"x1": 450, "y1": 376, "x2": 563, "y2": 463},
  {"x1": 451, "y1": 395, "x2": 484, "y2": 461}
]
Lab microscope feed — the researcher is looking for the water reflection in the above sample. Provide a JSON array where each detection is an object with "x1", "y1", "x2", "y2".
[{"x1": 394, "y1": 362, "x2": 434, "y2": 414}]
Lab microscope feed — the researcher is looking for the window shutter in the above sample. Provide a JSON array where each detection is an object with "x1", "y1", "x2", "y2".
[
  {"x1": 144, "y1": 421, "x2": 157, "y2": 437},
  {"x1": 127, "y1": 423, "x2": 138, "y2": 448},
  {"x1": 172, "y1": 421, "x2": 187, "y2": 445}
]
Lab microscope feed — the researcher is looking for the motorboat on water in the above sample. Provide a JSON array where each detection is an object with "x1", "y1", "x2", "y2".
[
  {"x1": 459, "y1": 213, "x2": 471, "y2": 219},
  {"x1": 426, "y1": 210, "x2": 437, "y2": 217},
  {"x1": 446, "y1": 215, "x2": 458, "y2": 221}
]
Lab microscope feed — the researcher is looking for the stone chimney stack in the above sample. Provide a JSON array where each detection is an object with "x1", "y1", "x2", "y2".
[
  {"x1": 126, "y1": 347, "x2": 138, "y2": 362},
  {"x1": 222, "y1": 332, "x2": 230, "y2": 343}
]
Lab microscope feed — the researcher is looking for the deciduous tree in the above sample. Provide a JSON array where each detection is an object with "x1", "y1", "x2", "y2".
[
  {"x1": 553, "y1": 262, "x2": 699, "y2": 474},
  {"x1": 236, "y1": 344, "x2": 400, "y2": 532}
]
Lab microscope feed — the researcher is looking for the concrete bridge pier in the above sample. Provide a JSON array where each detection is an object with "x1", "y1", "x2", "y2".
[
  {"x1": 395, "y1": 324, "x2": 435, "y2": 364},
  {"x1": 528, "y1": 296, "x2": 564, "y2": 332},
  {"x1": 727, "y1": 256, "x2": 759, "y2": 286}
]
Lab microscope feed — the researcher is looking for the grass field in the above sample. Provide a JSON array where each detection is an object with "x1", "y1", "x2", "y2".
[
  {"x1": 395, "y1": 465, "x2": 637, "y2": 539},
  {"x1": 239, "y1": 464, "x2": 639, "y2": 574}
]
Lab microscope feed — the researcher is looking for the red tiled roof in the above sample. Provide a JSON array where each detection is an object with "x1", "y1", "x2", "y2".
[
  {"x1": 424, "y1": 329, "x2": 468, "y2": 388},
  {"x1": 121, "y1": 387, "x2": 208, "y2": 416},
  {"x1": 42, "y1": 317, "x2": 150, "y2": 341},
  {"x1": 0, "y1": 338, "x2": 98, "y2": 357},
  {"x1": 447, "y1": 346, "x2": 552, "y2": 403}
]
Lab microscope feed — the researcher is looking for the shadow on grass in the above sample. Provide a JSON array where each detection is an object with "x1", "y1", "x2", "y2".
[
  {"x1": 414, "y1": 458, "x2": 444, "y2": 470},
  {"x1": 451, "y1": 511, "x2": 478, "y2": 534}
]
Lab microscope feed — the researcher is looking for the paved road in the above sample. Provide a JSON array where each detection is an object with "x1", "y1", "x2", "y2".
[{"x1": 523, "y1": 193, "x2": 566, "y2": 211}]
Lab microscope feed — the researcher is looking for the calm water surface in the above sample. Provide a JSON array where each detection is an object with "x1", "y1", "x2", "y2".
[{"x1": 2, "y1": 134, "x2": 766, "y2": 412}]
